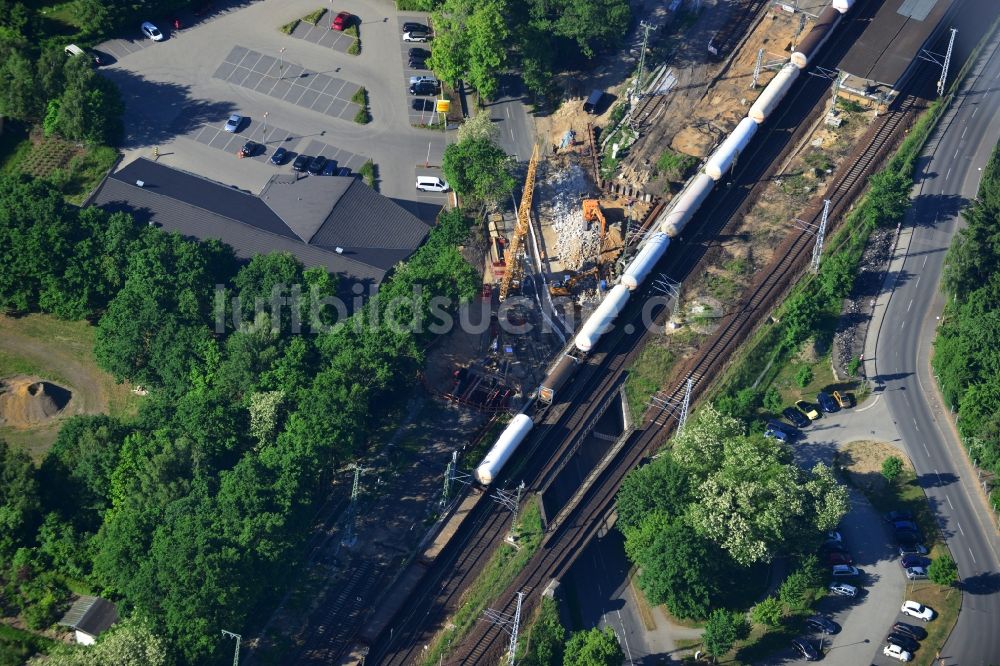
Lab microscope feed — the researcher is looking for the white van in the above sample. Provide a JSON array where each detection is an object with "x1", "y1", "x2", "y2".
[{"x1": 416, "y1": 175, "x2": 449, "y2": 192}]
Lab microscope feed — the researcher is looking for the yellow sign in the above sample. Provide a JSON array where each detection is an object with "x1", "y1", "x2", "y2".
[{"x1": 436, "y1": 99, "x2": 451, "y2": 114}]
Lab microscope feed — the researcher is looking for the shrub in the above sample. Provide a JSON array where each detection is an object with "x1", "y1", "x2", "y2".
[
  {"x1": 280, "y1": 19, "x2": 300, "y2": 34},
  {"x1": 928, "y1": 554, "x2": 958, "y2": 586},
  {"x1": 346, "y1": 24, "x2": 359, "y2": 38},
  {"x1": 847, "y1": 356, "x2": 861, "y2": 377},
  {"x1": 751, "y1": 596, "x2": 783, "y2": 626},
  {"x1": 795, "y1": 365, "x2": 814, "y2": 388},
  {"x1": 354, "y1": 106, "x2": 371, "y2": 124},
  {"x1": 348, "y1": 39, "x2": 361, "y2": 55},
  {"x1": 358, "y1": 160, "x2": 377, "y2": 189},
  {"x1": 763, "y1": 387, "x2": 783, "y2": 413},
  {"x1": 301, "y1": 8, "x2": 326, "y2": 25},
  {"x1": 881, "y1": 455, "x2": 903, "y2": 483},
  {"x1": 351, "y1": 87, "x2": 368, "y2": 106}
]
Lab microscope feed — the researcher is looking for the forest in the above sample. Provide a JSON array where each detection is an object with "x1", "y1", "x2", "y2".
[
  {"x1": 935, "y1": 142, "x2": 1000, "y2": 509},
  {"x1": 0, "y1": 170, "x2": 479, "y2": 663}
]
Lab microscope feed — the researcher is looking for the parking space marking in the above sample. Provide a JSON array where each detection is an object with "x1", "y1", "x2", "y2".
[
  {"x1": 215, "y1": 47, "x2": 361, "y2": 122},
  {"x1": 287, "y1": 18, "x2": 354, "y2": 54}
]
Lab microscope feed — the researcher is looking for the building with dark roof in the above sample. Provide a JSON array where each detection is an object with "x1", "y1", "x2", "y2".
[
  {"x1": 90, "y1": 159, "x2": 435, "y2": 290},
  {"x1": 59, "y1": 596, "x2": 118, "y2": 645},
  {"x1": 837, "y1": 0, "x2": 960, "y2": 105}
]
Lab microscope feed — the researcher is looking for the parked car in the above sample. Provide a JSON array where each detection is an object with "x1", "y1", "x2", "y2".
[
  {"x1": 403, "y1": 30, "x2": 430, "y2": 42},
  {"x1": 885, "y1": 510, "x2": 914, "y2": 523},
  {"x1": 826, "y1": 551, "x2": 853, "y2": 566},
  {"x1": 331, "y1": 11, "x2": 352, "y2": 30},
  {"x1": 767, "y1": 419, "x2": 798, "y2": 438},
  {"x1": 224, "y1": 114, "x2": 244, "y2": 133},
  {"x1": 409, "y1": 47, "x2": 431, "y2": 59},
  {"x1": 833, "y1": 390, "x2": 852, "y2": 408},
  {"x1": 409, "y1": 80, "x2": 440, "y2": 95},
  {"x1": 292, "y1": 154, "x2": 311, "y2": 172},
  {"x1": 892, "y1": 622, "x2": 928, "y2": 641},
  {"x1": 901, "y1": 600, "x2": 935, "y2": 621},
  {"x1": 895, "y1": 529, "x2": 921, "y2": 546},
  {"x1": 402, "y1": 21, "x2": 428, "y2": 33},
  {"x1": 883, "y1": 643, "x2": 912, "y2": 662},
  {"x1": 783, "y1": 406, "x2": 811, "y2": 428},
  {"x1": 828, "y1": 582, "x2": 857, "y2": 597},
  {"x1": 817, "y1": 391, "x2": 839, "y2": 413},
  {"x1": 64, "y1": 44, "x2": 104, "y2": 66},
  {"x1": 416, "y1": 175, "x2": 449, "y2": 192},
  {"x1": 269, "y1": 147, "x2": 288, "y2": 165},
  {"x1": 409, "y1": 75, "x2": 438, "y2": 86},
  {"x1": 307, "y1": 155, "x2": 327, "y2": 175},
  {"x1": 820, "y1": 541, "x2": 849, "y2": 554},
  {"x1": 764, "y1": 424, "x2": 789, "y2": 442},
  {"x1": 795, "y1": 400, "x2": 820, "y2": 420},
  {"x1": 321, "y1": 160, "x2": 338, "y2": 176},
  {"x1": 900, "y1": 554, "x2": 930, "y2": 569},
  {"x1": 408, "y1": 56, "x2": 427, "y2": 69},
  {"x1": 826, "y1": 530, "x2": 842, "y2": 543},
  {"x1": 805, "y1": 615, "x2": 838, "y2": 634},
  {"x1": 887, "y1": 633, "x2": 920, "y2": 652},
  {"x1": 905, "y1": 566, "x2": 928, "y2": 580},
  {"x1": 899, "y1": 544, "x2": 928, "y2": 556},
  {"x1": 831, "y1": 564, "x2": 859, "y2": 578},
  {"x1": 893, "y1": 520, "x2": 919, "y2": 532},
  {"x1": 239, "y1": 140, "x2": 258, "y2": 157},
  {"x1": 791, "y1": 638, "x2": 820, "y2": 661},
  {"x1": 141, "y1": 21, "x2": 164, "y2": 41}
]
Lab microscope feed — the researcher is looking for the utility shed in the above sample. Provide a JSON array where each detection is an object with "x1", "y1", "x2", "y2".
[
  {"x1": 59, "y1": 596, "x2": 118, "y2": 646},
  {"x1": 90, "y1": 159, "x2": 436, "y2": 294},
  {"x1": 837, "y1": 0, "x2": 959, "y2": 103}
]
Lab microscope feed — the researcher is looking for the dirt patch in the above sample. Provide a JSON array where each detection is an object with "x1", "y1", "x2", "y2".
[
  {"x1": 836, "y1": 440, "x2": 912, "y2": 495},
  {"x1": 0, "y1": 376, "x2": 72, "y2": 428}
]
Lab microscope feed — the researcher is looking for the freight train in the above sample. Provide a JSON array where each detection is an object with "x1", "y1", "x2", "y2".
[{"x1": 473, "y1": 0, "x2": 856, "y2": 487}]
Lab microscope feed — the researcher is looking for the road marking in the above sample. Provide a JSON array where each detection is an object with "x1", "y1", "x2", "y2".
[
  {"x1": 901, "y1": 320, "x2": 906, "y2": 329},
  {"x1": 913, "y1": 419, "x2": 919, "y2": 432},
  {"x1": 972, "y1": 107, "x2": 978, "y2": 118},
  {"x1": 946, "y1": 167, "x2": 953, "y2": 180},
  {"x1": 922, "y1": 441, "x2": 931, "y2": 456},
  {"x1": 969, "y1": 546, "x2": 977, "y2": 563},
  {"x1": 935, "y1": 468, "x2": 943, "y2": 484},
  {"x1": 509, "y1": 127, "x2": 515, "y2": 142},
  {"x1": 953, "y1": 149, "x2": 960, "y2": 160},
  {"x1": 957, "y1": 520, "x2": 965, "y2": 536},
  {"x1": 616, "y1": 611, "x2": 635, "y2": 665},
  {"x1": 907, "y1": 299, "x2": 913, "y2": 311},
  {"x1": 962, "y1": 127, "x2": 968, "y2": 139},
  {"x1": 947, "y1": 494, "x2": 954, "y2": 509}
]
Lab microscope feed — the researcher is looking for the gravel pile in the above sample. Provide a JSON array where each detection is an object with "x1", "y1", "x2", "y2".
[
  {"x1": 539, "y1": 164, "x2": 601, "y2": 271},
  {"x1": 832, "y1": 227, "x2": 895, "y2": 378}
]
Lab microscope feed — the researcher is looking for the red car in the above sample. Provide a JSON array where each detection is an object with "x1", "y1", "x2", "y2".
[
  {"x1": 331, "y1": 11, "x2": 351, "y2": 31},
  {"x1": 826, "y1": 551, "x2": 853, "y2": 566}
]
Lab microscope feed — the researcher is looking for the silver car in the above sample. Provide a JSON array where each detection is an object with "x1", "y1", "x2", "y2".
[
  {"x1": 141, "y1": 21, "x2": 164, "y2": 41},
  {"x1": 905, "y1": 566, "x2": 928, "y2": 580},
  {"x1": 224, "y1": 114, "x2": 244, "y2": 133},
  {"x1": 829, "y1": 582, "x2": 858, "y2": 597}
]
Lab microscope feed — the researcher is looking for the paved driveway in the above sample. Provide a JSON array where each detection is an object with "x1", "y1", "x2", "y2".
[{"x1": 99, "y1": 0, "x2": 449, "y2": 202}]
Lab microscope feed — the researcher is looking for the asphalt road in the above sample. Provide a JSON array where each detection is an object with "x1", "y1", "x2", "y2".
[
  {"x1": 488, "y1": 73, "x2": 537, "y2": 162},
  {"x1": 868, "y1": 27, "x2": 1000, "y2": 666}
]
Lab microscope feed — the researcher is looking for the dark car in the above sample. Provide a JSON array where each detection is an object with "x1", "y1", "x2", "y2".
[
  {"x1": 900, "y1": 554, "x2": 930, "y2": 569},
  {"x1": 895, "y1": 529, "x2": 921, "y2": 546},
  {"x1": 409, "y1": 47, "x2": 431, "y2": 59},
  {"x1": 412, "y1": 98, "x2": 435, "y2": 111},
  {"x1": 402, "y1": 21, "x2": 428, "y2": 33},
  {"x1": 783, "y1": 407, "x2": 811, "y2": 428},
  {"x1": 825, "y1": 551, "x2": 853, "y2": 566},
  {"x1": 767, "y1": 419, "x2": 799, "y2": 439},
  {"x1": 764, "y1": 424, "x2": 789, "y2": 442},
  {"x1": 887, "y1": 632, "x2": 919, "y2": 652},
  {"x1": 269, "y1": 147, "x2": 288, "y2": 165},
  {"x1": 805, "y1": 615, "x2": 838, "y2": 634},
  {"x1": 893, "y1": 520, "x2": 919, "y2": 532},
  {"x1": 321, "y1": 160, "x2": 338, "y2": 176},
  {"x1": 408, "y1": 56, "x2": 427, "y2": 69},
  {"x1": 892, "y1": 622, "x2": 927, "y2": 641},
  {"x1": 885, "y1": 510, "x2": 914, "y2": 523},
  {"x1": 820, "y1": 541, "x2": 849, "y2": 554},
  {"x1": 791, "y1": 638, "x2": 820, "y2": 661},
  {"x1": 817, "y1": 391, "x2": 839, "y2": 413},
  {"x1": 292, "y1": 154, "x2": 311, "y2": 172},
  {"x1": 307, "y1": 155, "x2": 327, "y2": 175},
  {"x1": 409, "y1": 80, "x2": 439, "y2": 95},
  {"x1": 239, "y1": 140, "x2": 258, "y2": 157}
]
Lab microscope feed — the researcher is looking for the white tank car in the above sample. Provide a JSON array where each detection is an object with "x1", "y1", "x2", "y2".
[
  {"x1": 704, "y1": 117, "x2": 759, "y2": 181},
  {"x1": 791, "y1": 6, "x2": 841, "y2": 69},
  {"x1": 658, "y1": 173, "x2": 715, "y2": 237},
  {"x1": 749, "y1": 63, "x2": 800, "y2": 124},
  {"x1": 621, "y1": 233, "x2": 671, "y2": 291},
  {"x1": 475, "y1": 413, "x2": 534, "y2": 485},
  {"x1": 574, "y1": 284, "x2": 631, "y2": 352},
  {"x1": 832, "y1": 0, "x2": 854, "y2": 13}
]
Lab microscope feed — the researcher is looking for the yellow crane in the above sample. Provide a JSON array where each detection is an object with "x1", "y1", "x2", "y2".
[{"x1": 499, "y1": 144, "x2": 540, "y2": 302}]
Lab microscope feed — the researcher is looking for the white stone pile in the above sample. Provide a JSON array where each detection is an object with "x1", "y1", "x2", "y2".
[{"x1": 541, "y1": 164, "x2": 600, "y2": 271}]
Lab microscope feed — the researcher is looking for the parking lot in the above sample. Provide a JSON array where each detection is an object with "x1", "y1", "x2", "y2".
[{"x1": 98, "y1": 0, "x2": 451, "y2": 205}]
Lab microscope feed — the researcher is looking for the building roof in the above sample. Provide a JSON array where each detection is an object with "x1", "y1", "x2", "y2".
[
  {"x1": 90, "y1": 159, "x2": 435, "y2": 288},
  {"x1": 59, "y1": 596, "x2": 118, "y2": 637},
  {"x1": 838, "y1": 0, "x2": 957, "y2": 87}
]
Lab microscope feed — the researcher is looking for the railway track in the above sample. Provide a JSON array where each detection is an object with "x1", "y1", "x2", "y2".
[{"x1": 450, "y1": 89, "x2": 921, "y2": 665}]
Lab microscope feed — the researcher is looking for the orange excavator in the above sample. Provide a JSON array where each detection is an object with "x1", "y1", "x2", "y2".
[{"x1": 582, "y1": 199, "x2": 607, "y2": 240}]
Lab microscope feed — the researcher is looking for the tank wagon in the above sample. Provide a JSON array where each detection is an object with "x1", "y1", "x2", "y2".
[{"x1": 473, "y1": 0, "x2": 857, "y2": 486}]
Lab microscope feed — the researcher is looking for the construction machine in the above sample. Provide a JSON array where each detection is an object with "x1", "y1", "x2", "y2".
[
  {"x1": 548, "y1": 267, "x2": 598, "y2": 297},
  {"x1": 582, "y1": 199, "x2": 607, "y2": 240},
  {"x1": 499, "y1": 145, "x2": 540, "y2": 302}
]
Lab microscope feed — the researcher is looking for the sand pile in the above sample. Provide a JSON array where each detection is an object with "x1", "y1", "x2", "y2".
[{"x1": 0, "y1": 377, "x2": 71, "y2": 428}]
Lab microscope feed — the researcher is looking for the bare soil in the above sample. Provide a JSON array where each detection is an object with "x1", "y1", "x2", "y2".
[
  {"x1": 0, "y1": 376, "x2": 72, "y2": 428},
  {"x1": 836, "y1": 439, "x2": 913, "y2": 495}
]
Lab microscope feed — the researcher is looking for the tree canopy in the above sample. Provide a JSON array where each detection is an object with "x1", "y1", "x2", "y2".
[{"x1": 563, "y1": 626, "x2": 623, "y2": 666}]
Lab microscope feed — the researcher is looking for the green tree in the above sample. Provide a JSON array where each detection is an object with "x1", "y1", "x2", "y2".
[
  {"x1": 0, "y1": 49, "x2": 39, "y2": 120},
  {"x1": 928, "y1": 553, "x2": 958, "y2": 586},
  {"x1": 615, "y1": 454, "x2": 689, "y2": 532},
  {"x1": 750, "y1": 596, "x2": 783, "y2": 626},
  {"x1": 464, "y1": 0, "x2": 509, "y2": 99},
  {"x1": 520, "y1": 596, "x2": 565, "y2": 666},
  {"x1": 702, "y1": 609, "x2": 748, "y2": 660},
  {"x1": 563, "y1": 626, "x2": 623, "y2": 666},
  {"x1": 795, "y1": 365, "x2": 814, "y2": 388},
  {"x1": 881, "y1": 455, "x2": 903, "y2": 483},
  {"x1": 763, "y1": 387, "x2": 783, "y2": 413},
  {"x1": 30, "y1": 618, "x2": 170, "y2": 666},
  {"x1": 457, "y1": 110, "x2": 499, "y2": 144},
  {"x1": 0, "y1": 440, "x2": 40, "y2": 563},
  {"x1": 442, "y1": 136, "x2": 515, "y2": 205}
]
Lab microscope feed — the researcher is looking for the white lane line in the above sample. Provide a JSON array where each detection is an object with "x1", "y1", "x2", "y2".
[
  {"x1": 947, "y1": 494, "x2": 954, "y2": 509},
  {"x1": 923, "y1": 255, "x2": 928, "y2": 267},
  {"x1": 936, "y1": 469, "x2": 943, "y2": 484},
  {"x1": 509, "y1": 127, "x2": 515, "y2": 141},
  {"x1": 972, "y1": 107, "x2": 978, "y2": 118},
  {"x1": 506, "y1": 106, "x2": 511, "y2": 119},
  {"x1": 907, "y1": 299, "x2": 913, "y2": 311},
  {"x1": 901, "y1": 320, "x2": 906, "y2": 329},
  {"x1": 969, "y1": 546, "x2": 977, "y2": 563},
  {"x1": 923, "y1": 441, "x2": 931, "y2": 456},
  {"x1": 953, "y1": 149, "x2": 960, "y2": 160},
  {"x1": 616, "y1": 611, "x2": 635, "y2": 665},
  {"x1": 957, "y1": 520, "x2": 965, "y2": 536},
  {"x1": 946, "y1": 167, "x2": 953, "y2": 180},
  {"x1": 913, "y1": 419, "x2": 919, "y2": 432},
  {"x1": 962, "y1": 127, "x2": 968, "y2": 139}
]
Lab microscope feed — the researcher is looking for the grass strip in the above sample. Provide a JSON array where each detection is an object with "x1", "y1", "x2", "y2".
[
  {"x1": 347, "y1": 38, "x2": 361, "y2": 55},
  {"x1": 419, "y1": 501, "x2": 544, "y2": 666},
  {"x1": 358, "y1": 160, "x2": 377, "y2": 189},
  {"x1": 279, "y1": 19, "x2": 299, "y2": 34},
  {"x1": 301, "y1": 8, "x2": 326, "y2": 25}
]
